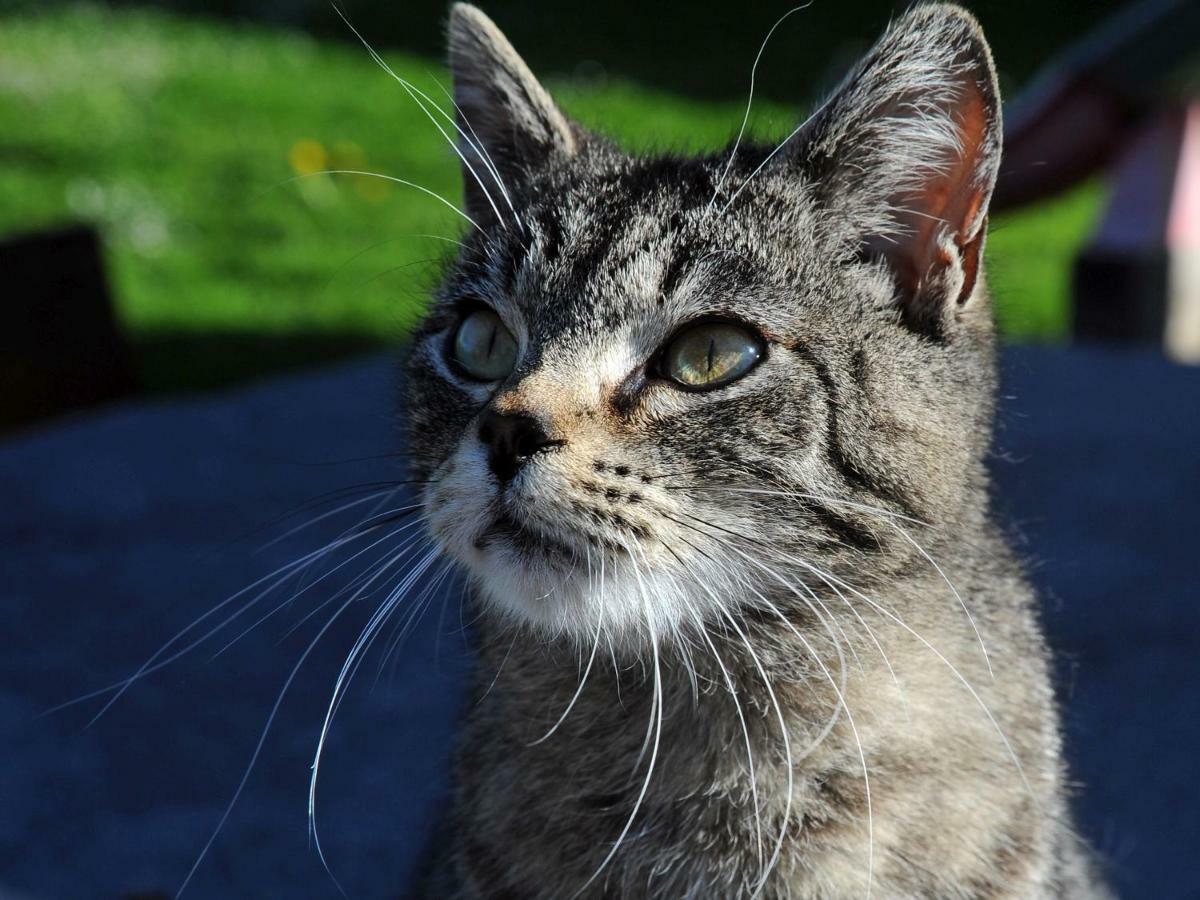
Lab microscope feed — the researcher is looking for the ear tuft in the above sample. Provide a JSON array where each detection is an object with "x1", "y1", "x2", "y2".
[
  {"x1": 794, "y1": 3, "x2": 1002, "y2": 335},
  {"x1": 448, "y1": 4, "x2": 575, "y2": 230}
]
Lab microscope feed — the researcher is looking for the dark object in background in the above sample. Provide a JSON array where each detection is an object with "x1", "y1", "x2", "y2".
[
  {"x1": 0, "y1": 224, "x2": 139, "y2": 432},
  {"x1": 1072, "y1": 110, "x2": 1179, "y2": 347},
  {"x1": 992, "y1": 0, "x2": 1200, "y2": 361},
  {"x1": 992, "y1": 0, "x2": 1197, "y2": 213},
  {"x1": 1073, "y1": 105, "x2": 1200, "y2": 361}
]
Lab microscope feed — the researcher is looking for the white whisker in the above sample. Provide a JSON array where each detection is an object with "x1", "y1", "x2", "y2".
[
  {"x1": 329, "y1": 4, "x2": 514, "y2": 232},
  {"x1": 663, "y1": 509, "x2": 870, "y2": 896},
  {"x1": 431, "y1": 76, "x2": 525, "y2": 233},
  {"x1": 47, "y1": 503, "x2": 418, "y2": 722},
  {"x1": 698, "y1": 627, "x2": 765, "y2": 873},
  {"x1": 308, "y1": 545, "x2": 443, "y2": 884},
  {"x1": 296, "y1": 169, "x2": 483, "y2": 233},
  {"x1": 718, "y1": 609, "x2": 794, "y2": 899},
  {"x1": 529, "y1": 551, "x2": 604, "y2": 745},
  {"x1": 804, "y1": 561, "x2": 1037, "y2": 805},
  {"x1": 571, "y1": 540, "x2": 663, "y2": 899},
  {"x1": 175, "y1": 585, "x2": 365, "y2": 898},
  {"x1": 708, "y1": 3, "x2": 813, "y2": 212}
]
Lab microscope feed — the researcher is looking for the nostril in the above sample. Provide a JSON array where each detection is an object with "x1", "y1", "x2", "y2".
[
  {"x1": 514, "y1": 424, "x2": 552, "y2": 459},
  {"x1": 478, "y1": 410, "x2": 562, "y2": 483}
]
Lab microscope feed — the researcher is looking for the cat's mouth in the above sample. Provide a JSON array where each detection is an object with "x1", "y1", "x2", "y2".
[{"x1": 475, "y1": 509, "x2": 583, "y2": 564}]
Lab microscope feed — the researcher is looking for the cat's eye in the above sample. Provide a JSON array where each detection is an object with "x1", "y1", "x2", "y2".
[
  {"x1": 660, "y1": 322, "x2": 764, "y2": 390},
  {"x1": 451, "y1": 308, "x2": 518, "y2": 381}
]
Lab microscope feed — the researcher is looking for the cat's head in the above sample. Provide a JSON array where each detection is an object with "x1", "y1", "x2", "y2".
[{"x1": 406, "y1": 3, "x2": 1002, "y2": 645}]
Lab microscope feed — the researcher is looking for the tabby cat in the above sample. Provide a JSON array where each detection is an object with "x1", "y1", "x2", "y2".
[{"x1": 404, "y1": 4, "x2": 1109, "y2": 897}]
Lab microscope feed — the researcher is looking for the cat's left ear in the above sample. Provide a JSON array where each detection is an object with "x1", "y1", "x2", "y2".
[
  {"x1": 447, "y1": 4, "x2": 577, "y2": 231},
  {"x1": 791, "y1": 4, "x2": 1002, "y2": 335}
]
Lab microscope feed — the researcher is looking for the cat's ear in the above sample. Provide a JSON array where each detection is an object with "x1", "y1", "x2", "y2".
[
  {"x1": 792, "y1": 4, "x2": 1001, "y2": 334},
  {"x1": 447, "y1": 4, "x2": 576, "y2": 230}
]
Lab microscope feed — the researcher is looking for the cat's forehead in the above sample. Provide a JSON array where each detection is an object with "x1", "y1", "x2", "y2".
[{"x1": 468, "y1": 153, "x2": 831, "y2": 341}]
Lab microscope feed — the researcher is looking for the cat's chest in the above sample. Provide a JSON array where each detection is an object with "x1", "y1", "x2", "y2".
[{"x1": 452, "y1": 664, "x2": 853, "y2": 896}]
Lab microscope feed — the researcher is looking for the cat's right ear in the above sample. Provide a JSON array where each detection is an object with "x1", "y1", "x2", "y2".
[{"x1": 447, "y1": 4, "x2": 576, "y2": 231}]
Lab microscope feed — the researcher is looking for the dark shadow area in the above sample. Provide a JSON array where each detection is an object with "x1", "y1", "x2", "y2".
[
  {"x1": 133, "y1": 330, "x2": 392, "y2": 394},
  {"x1": 0, "y1": 224, "x2": 139, "y2": 433},
  {"x1": 0, "y1": 224, "x2": 395, "y2": 426},
  {"x1": 17, "y1": 0, "x2": 1125, "y2": 103}
]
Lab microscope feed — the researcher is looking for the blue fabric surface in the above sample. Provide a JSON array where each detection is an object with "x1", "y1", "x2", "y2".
[
  {"x1": 0, "y1": 347, "x2": 1196, "y2": 899},
  {"x1": 993, "y1": 347, "x2": 1200, "y2": 899}
]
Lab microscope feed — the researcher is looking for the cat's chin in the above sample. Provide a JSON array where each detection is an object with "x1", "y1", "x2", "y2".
[
  {"x1": 457, "y1": 515, "x2": 613, "y2": 637},
  {"x1": 427, "y1": 482, "x2": 724, "y2": 641},
  {"x1": 475, "y1": 511, "x2": 584, "y2": 569},
  {"x1": 433, "y1": 515, "x2": 677, "y2": 642}
]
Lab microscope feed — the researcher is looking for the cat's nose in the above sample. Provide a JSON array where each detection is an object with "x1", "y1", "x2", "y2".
[{"x1": 477, "y1": 410, "x2": 562, "y2": 484}]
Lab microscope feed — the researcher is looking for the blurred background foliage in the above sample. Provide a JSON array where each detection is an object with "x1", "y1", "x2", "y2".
[{"x1": 0, "y1": 2, "x2": 1112, "y2": 392}]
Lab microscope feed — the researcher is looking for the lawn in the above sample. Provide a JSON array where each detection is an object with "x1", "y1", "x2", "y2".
[{"x1": 0, "y1": 4, "x2": 1104, "y2": 392}]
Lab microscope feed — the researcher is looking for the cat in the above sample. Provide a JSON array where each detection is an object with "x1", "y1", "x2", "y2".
[{"x1": 403, "y1": 3, "x2": 1110, "y2": 897}]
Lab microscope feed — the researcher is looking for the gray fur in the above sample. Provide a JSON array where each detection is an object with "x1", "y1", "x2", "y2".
[{"x1": 403, "y1": 4, "x2": 1111, "y2": 897}]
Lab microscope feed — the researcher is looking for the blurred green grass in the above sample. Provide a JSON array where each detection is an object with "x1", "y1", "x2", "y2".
[{"x1": 0, "y1": 4, "x2": 1104, "y2": 392}]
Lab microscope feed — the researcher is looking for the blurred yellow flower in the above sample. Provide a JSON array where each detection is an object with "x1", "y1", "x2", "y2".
[
  {"x1": 288, "y1": 139, "x2": 327, "y2": 176},
  {"x1": 288, "y1": 138, "x2": 388, "y2": 203},
  {"x1": 329, "y1": 140, "x2": 365, "y2": 169}
]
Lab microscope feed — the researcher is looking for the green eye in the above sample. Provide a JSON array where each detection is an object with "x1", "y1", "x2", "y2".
[
  {"x1": 452, "y1": 308, "x2": 518, "y2": 381},
  {"x1": 661, "y1": 322, "x2": 763, "y2": 390}
]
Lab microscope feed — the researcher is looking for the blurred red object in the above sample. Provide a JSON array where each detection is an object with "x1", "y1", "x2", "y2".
[{"x1": 993, "y1": 0, "x2": 1200, "y2": 360}]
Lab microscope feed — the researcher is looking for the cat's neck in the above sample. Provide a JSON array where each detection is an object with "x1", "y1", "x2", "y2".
[{"x1": 469, "y1": 543, "x2": 1000, "y2": 758}]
